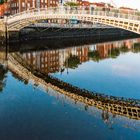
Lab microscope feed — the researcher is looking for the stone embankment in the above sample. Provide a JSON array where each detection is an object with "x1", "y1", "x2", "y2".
[{"x1": 8, "y1": 53, "x2": 140, "y2": 120}]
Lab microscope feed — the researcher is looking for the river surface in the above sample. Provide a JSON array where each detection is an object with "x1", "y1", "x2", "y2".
[{"x1": 0, "y1": 37, "x2": 140, "y2": 140}]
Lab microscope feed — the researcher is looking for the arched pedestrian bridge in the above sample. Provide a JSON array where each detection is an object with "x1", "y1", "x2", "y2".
[{"x1": 0, "y1": 6, "x2": 140, "y2": 34}]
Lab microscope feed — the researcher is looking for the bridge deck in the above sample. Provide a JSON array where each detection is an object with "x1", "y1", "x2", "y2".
[{"x1": 0, "y1": 7, "x2": 140, "y2": 34}]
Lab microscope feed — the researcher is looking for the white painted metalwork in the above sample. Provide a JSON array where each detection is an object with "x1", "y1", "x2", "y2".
[{"x1": 0, "y1": 6, "x2": 140, "y2": 34}]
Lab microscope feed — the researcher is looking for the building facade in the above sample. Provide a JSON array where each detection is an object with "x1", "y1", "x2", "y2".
[
  {"x1": 0, "y1": 2, "x2": 10, "y2": 17},
  {"x1": 0, "y1": 0, "x2": 59, "y2": 16}
]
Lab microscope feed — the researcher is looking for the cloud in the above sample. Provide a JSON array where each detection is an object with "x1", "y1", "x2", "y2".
[{"x1": 112, "y1": 64, "x2": 136, "y2": 77}]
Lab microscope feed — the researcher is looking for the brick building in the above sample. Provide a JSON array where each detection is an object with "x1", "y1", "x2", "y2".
[
  {"x1": 9, "y1": 0, "x2": 48, "y2": 14},
  {"x1": 22, "y1": 50, "x2": 60, "y2": 74},
  {"x1": 0, "y1": 2, "x2": 10, "y2": 17},
  {"x1": 77, "y1": 0, "x2": 90, "y2": 6},
  {"x1": 119, "y1": 7, "x2": 136, "y2": 14},
  {"x1": 0, "y1": 0, "x2": 59, "y2": 16}
]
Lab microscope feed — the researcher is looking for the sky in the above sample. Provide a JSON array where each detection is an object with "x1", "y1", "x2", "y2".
[{"x1": 89, "y1": 0, "x2": 140, "y2": 10}]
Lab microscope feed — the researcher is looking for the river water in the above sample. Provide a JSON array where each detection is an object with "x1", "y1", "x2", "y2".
[{"x1": 0, "y1": 37, "x2": 140, "y2": 140}]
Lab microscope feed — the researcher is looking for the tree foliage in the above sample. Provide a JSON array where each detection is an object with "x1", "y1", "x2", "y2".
[
  {"x1": 133, "y1": 43, "x2": 140, "y2": 53},
  {"x1": 109, "y1": 48, "x2": 120, "y2": 58},
  {"x1": 120, "y1": 46, "x2": 129, "y2": 53},
  {"x1": 88, "y1": 50, "x2": 100, "y2": 62},
  {"x1": 0, "y1": 0, "x2": 7, "y2": 5},
  {"x1": 64, "y1": 2, "x2": 79, "y2": 7},
  {"x1": 65, "y1": 55, "x2": 80, "y2": 69}
]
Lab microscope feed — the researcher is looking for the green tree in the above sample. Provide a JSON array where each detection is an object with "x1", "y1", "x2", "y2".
[
  {"x1": 65, "y1": 55, "x2": 80, "y2": 69},
  {"x1": 120, "y1": 46, "x2": 129, "y2": 53},
  {"x1": 0, "y1": 0, "x2": 7, "y2": 5},
  {"x1": 88, "y1": 50, "x2": 100, "y2": 62},
  {"x1": 64, "y1": 2, "x2": 79, "y2": 7},
  {"x1": 109, "y1": 48, "x2": 120, "y2": 58},
  {"x1": 133, "y1": 43, "x2": 140, "y2": 53}
]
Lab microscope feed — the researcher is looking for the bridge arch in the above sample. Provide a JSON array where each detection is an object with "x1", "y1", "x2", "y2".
[{"x1": 4, "y1": 7, "x2": 140, "y2": 34}]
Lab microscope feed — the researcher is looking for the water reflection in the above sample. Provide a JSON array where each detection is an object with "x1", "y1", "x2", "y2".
[
  {"x1": 0, "y1": 65, "x2": 7, "y2": 92},
  {"x1": 20, "y1": 38, "x2": 140, "y2": 74},
  {"x1": 0, "y1": 37, "x2": 140, "y2": 140},
  {"x1": 0, "y1": 38, "x2": 134, "y2": 121},
  {"x1": 44, "y1": 87, "x2": 140, "y2": 131}
]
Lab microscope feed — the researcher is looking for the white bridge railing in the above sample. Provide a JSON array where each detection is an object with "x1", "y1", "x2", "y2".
[
  {"x1": 1, "y1": 6, "x2": 139, "y2": 34},
  {"x1": 6, "y1": 6, "x2": 140, "y2": 23}
]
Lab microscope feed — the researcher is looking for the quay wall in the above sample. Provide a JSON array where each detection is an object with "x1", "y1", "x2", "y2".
[{"x1": 8, "y1": 27, "x2": 140, "y2": 43}]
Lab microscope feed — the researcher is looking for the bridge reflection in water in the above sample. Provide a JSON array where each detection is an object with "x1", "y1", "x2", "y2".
[{"x1": 4, "y1": 38, "x2": 140, "y2": 121}]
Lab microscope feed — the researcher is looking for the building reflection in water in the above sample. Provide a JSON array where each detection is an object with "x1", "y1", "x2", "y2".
[
  {"x1": 6, "y1": 38, "x2": 140, "y2": 130},
  {"x1": 21, "y1": 38, "x2": 140, "y2": 74}
]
